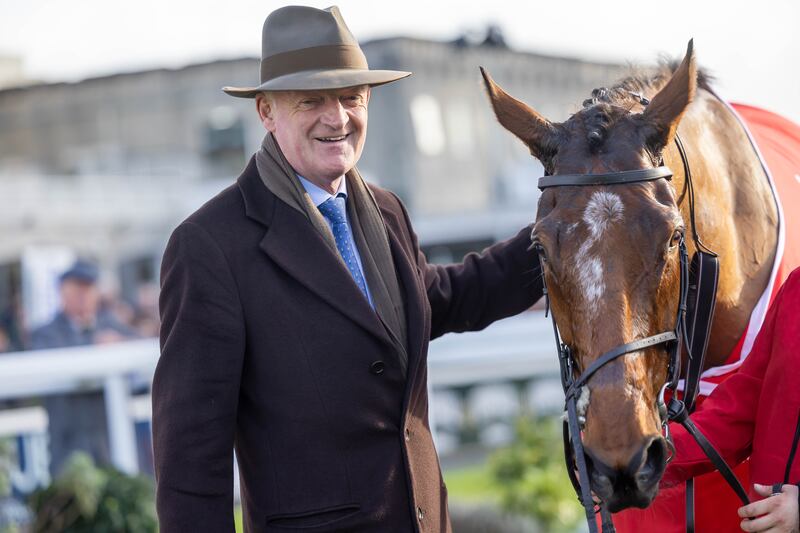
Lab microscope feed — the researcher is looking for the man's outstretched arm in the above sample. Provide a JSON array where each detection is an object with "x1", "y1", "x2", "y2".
[{"x1": 390, "y1": 192, "x2": 542, "y2": 339}]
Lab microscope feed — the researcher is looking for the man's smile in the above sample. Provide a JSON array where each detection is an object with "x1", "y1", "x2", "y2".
[{"x1": 315, "y1": 133, "x2": 350, "y2": 143}]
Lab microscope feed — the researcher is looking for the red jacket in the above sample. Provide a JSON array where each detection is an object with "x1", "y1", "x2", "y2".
[{"x1": 663, "y1": 267, "x2": 800, "y2": 495}]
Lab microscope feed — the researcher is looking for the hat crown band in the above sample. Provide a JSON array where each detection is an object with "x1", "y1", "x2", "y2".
[{"x1": 260, "y1": 44, "x2": 369, "y2": 85}]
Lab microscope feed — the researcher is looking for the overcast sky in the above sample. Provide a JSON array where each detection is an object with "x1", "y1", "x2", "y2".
[{"x1": 1, "y1": 0, "x2": 798, "y2": 122}]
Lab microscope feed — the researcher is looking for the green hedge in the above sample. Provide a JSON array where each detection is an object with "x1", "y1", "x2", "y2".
[
  {"x1": 28, "y1": 453, "x2": 157, "y2": 533},
  {"x1": 489, "y1": 416, "x2": 583, "y2": 532}
]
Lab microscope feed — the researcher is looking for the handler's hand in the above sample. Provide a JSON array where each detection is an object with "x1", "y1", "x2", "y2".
[{"x1": 738, "y1": 483, "x2": 799, "y2": 532}]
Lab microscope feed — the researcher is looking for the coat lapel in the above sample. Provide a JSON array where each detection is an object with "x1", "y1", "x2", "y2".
[
  {"x1": 238, "y1": 162, "x2": 394, "y2": 348},
  {"x1": 386, "y1": 225, "x2": 427, "y2": 383}
]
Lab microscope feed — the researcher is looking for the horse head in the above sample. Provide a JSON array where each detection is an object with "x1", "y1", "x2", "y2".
[{"x1": 482, "y1": 42, "x2": 697, "y2": 511}]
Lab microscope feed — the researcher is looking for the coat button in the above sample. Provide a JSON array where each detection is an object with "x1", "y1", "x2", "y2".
[
  {"x1": 370, "y1": 361, "x2": 385, "y2": 375},
  {"x1": 417, "y1": 507, "x2": 424, "y2": 520}
]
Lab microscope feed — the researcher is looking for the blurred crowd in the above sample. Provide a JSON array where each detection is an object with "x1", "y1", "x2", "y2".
[
  {"x1": 0, "y1": 259, "x2": 160, "y2": 355},
  {"x1": 0, "y1": 258, "x2": 161, "y2": 481}
]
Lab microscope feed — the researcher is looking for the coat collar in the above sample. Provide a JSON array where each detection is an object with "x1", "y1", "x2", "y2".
[
  {"x1": 238, "y1": 155, "x2": 276, "y2": 228},
  {"x1": 237, "y1": 155, "x2": 400, "y2": 350}
]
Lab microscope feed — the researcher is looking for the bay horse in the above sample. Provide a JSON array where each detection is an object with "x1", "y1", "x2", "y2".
[{"x1": 481, "y1": 42, "x2": 778, "y2": 513}]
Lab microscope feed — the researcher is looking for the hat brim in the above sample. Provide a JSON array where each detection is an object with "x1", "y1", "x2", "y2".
[{"x1": 222, "y1": 68, "x2": 411, "y2": 98}]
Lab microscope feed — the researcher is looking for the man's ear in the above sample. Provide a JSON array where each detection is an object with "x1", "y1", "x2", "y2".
[{"x1": 256, "y1": 92, "x2": 275, "y2": 131}]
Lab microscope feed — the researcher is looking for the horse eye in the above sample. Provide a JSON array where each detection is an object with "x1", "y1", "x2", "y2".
[
  {"x1": 669, "y1": 229, "x2": 683, "y2": 249},
  {"x1": 532, "y1": 241, "x2": 548, "y2": 262}
]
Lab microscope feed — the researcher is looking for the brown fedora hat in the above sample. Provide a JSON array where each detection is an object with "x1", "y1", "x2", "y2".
[{"x1": 223, "y1": 5, "x2": 411, "y2": 98}]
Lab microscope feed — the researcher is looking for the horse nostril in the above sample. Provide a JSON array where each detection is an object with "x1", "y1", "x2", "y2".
[{"x1": 635, "y1": 437, "x2": 667, "y2": 490}]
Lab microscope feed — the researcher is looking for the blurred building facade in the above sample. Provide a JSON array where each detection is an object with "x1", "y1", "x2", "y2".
[
  {"x1": 0, "y1": 33, "x2": 628, "y2": 324},
  {"x1": 0, "y1": 32, "x2": 633, "y2": 325}
]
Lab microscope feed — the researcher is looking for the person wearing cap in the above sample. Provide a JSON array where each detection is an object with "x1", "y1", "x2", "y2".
[
  {"x1": 31, "y1": 259, "x2": 138, "y2": 350},
  {"x1": 152, "y1": 5, "x2": 542, "y2": 533},
  {"x1": 30, "y1": 259, "x2": 139, "y2": 475}
]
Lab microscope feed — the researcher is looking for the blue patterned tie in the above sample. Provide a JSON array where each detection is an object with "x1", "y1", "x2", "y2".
[{"x1": 318, "y1": 195, "x2": 370, "y2": 302}]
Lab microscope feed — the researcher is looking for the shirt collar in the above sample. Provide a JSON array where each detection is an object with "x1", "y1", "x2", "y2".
[{"x1": 297, "y1": 174, "x2": 347, "y2": 207}]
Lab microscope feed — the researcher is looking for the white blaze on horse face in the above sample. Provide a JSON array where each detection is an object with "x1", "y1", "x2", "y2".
[
  {"x1": 575, "y1": 191, "x2": 625, "y2": 314},
  {"x1": 583, "y1": 191, "x2": 625, "y2": 239}
]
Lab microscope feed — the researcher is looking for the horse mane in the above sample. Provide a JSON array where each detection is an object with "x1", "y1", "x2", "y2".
[
  {"x1": 583, "y1": 59, "x2": 714, "y2": 109},
  {"x1": 576, "y1": 60, "x2": 714, "y2": 151}
]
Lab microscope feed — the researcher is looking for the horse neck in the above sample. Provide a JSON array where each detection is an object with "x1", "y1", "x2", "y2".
[{"x1": 663, "y1": 90, "x2": 779, "y2": 368}]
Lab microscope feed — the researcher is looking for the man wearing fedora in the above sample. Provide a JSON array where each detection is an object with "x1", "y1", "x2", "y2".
[{"x1": 152, "y1": 5, "x2": 542, "y2": 533}]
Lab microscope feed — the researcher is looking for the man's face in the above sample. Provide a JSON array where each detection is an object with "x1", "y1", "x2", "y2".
[
  {"x1": 257, "y1": 86, "x2": 370, "y2": 189},
  {"x1": 60, "y1": 278, "x2": 99, "y2": 326}
]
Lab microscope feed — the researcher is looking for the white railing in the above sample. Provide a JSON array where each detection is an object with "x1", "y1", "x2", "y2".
[
  {"x1": 0, "y1": 312, "x2": 558, "y2": 484},
  {"x1": 428, "y1": 312, "x2": 557, "y2": 387},
  {"x1": 0, "y1": 339, "x2": 159, "y2": 400}
]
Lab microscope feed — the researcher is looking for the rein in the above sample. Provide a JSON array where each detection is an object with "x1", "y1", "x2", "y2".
[{"x1": 534, "y1": 128, "x2": 750, "y2": 532}]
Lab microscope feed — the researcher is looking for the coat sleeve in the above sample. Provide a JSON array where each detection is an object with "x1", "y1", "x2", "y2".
[
  {"x1": 152, "y1": 221, "x2": 245, "y2": 533},
  {"x1": 661, "y1": 276, "x2": 788, "y2": 488},
  {"x1": 391, "y1": 193, "x2": 543, "y2": 339}
]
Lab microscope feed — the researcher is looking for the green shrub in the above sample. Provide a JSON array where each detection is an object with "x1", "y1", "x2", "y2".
[
  {"x1": 489, "y1": 416, "x2": 582, "y2": 532},
  {"x1": 0, "y1": 439, "x2": 12, "y2": 498},
  {"x1": 29, "y1": 453, "x2": 156, "y2": 533}
]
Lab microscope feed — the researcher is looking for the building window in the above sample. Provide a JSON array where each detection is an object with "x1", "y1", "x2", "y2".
[
  {"x1": 444, "y1": 100, "x2": 474, "y2": 159},
  {"x1": 203, "y1": 106, "x2": 245, "y2": 176},
  {"x1": 410, "y1": 94, "x2": 446, "y2": 157}
]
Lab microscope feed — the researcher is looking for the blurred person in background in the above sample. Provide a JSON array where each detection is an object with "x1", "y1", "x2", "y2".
[
  {"x1": 29, "y1": 258, "x2": 139, "y2": 476},
  {"x1": 0, "y1": 295, "x2": 25, "y2": 353},
  {"x1": 131, "y1": 282, "x2": 160, "y2": 338},
  {"x1": 30, "y1": 259, "x2": 137, "y2": 350},
  {"x1": 152, "y1": 5, "x2": 542, "y2": 533}
]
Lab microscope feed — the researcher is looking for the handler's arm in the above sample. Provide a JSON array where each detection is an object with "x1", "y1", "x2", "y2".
[
  {"x1": 152, "y1": 221, "x2": 244, "y2": 533},
  {"x1": 392, "y1": 193, "x2": 543, "y2": 339},
  {"x1": 662, "y1": 279, "x2": 785, "y2": 487}
]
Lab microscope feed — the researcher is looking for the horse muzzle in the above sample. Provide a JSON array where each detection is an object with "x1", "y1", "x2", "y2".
[{"x1": 585, "y1": 435, "x2": 668, "y2": 513}]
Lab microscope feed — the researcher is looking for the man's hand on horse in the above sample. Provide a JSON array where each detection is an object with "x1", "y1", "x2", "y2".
[{"x1": 738, "y1": 483, "x2": 799, "y2": 532}]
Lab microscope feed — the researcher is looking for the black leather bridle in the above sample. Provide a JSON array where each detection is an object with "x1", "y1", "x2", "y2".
[
  {"x1": 532, "y1": 131, "x2": 752, "y2": 533},
  {"x1": 534, "y1": 165, "x2": 688, "y2": 533}
]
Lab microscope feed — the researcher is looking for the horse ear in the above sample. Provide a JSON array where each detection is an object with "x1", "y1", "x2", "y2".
[
  {"x1": 642, "y1": 40, "x2": 697, "y2": 152},
  {"x1": 480, "y1": 67, "x2": 561, "y2": 162}
]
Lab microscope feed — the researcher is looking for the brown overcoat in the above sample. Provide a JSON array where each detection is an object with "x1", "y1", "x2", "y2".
[{"x1": 152, "y1": 156, "x2": 542, "y2": 532}]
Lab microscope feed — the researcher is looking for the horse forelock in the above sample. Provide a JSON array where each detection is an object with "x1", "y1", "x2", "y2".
[
  {"x1": 584, "y1": 61, "x2": 713, "y2": 110},
  {"x1": 576, "y1": 61, "x2": 714, "y2": 155}
]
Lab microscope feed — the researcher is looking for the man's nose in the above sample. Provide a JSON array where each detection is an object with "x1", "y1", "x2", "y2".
[{"x1": 319, "y1": 100, "x2": 348, "y2": 129}]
